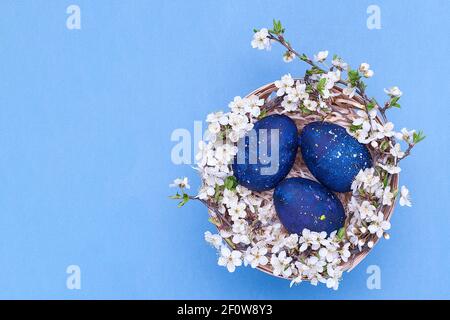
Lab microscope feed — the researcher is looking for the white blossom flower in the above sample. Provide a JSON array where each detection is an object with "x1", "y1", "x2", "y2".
[
  {"x1": 352, "y1": 128, "x2": 372, "y2": 144},
  {"x1": 257, "y1": 203, "x2": 274, "y2": 225},
  {"x1": 303, "y1": 99, "x2": 318, "y2": 111},
  {"x1": 339, "y1": 243, "x2": 351, "y2": 263},
  {"x1": 358, "y1": 201, "x2": 376, "y2": 220},
  {"x1": 236, "y1": 185, "x2": 251, "y2": 197},
  {"x1": 284, "y1": 234, "x2": 299, "y2": 249},
  {"x1": 347, "y1": 196, "x2": 359, "y2": 213},
  {"x1": 221, "y1": 189, "x2": 238, "y2": 208},
  {"x1": 395, "y1": 128, "x2": 415, "y2": 143},
  {"x1": 270, "y1": 251, "x2": 293, "y2": 277},
  {"x1": 204, "y1": 231, "x2": 222, "y2": 249},
  {"x1": 286, "y1": 81, "x2": 309, "y2": 102},
  {"x1": 317, "y1": 71, "x2": 340, "y2": 99},
  {"x1": 271, "y1": 235, "x2": 286, "y2": 254},
  {"x1": 195, "y1": 141, "x2": 215, "y2": 167},
  {"x1": 251, "y1": 28, "x2": 271, "y2": 50},
  {"x1": 390, "y1": 142, "x2": 405, "y2": 159},
  {"x1": 244, "y1": 246, "x2": 269, "y2": 268},
  {"x1": 228, "y1": 130, "x2": 240, "y2": 143},
  {"x1": 228, "y1": 96, "x2": 247, "y2": 115},
  {"x1": 243, "y1": 196, "x2": 262, "y2": 214},
  {"x1": 206, "y1": 111, "x2": 229, "y2": 125},
  {"x1": 384, "y1": 86, "x2": 402, "y2": 97},
  {"x1": 318, "y1": 245, "x2": 339, "y2": 263},
  {"x1": 169, "y1": 177, "x2": 190, "y2": 189},
  {"x1": 314, "y1": 50, "x2": 329, "y2": 62},
  {"x1": 399, "y1": 185, "x2": 412, "y2": 207},
  {"x1": 299, "y1": 229, "x2": 326, "y2": 252},
  {"x1": 290, "y1": 276, "x2": 303, "y2": 287},
  {"x1": 232, "y1": 218, "x2": 248, "y2": 235},
  {"x1": 352, "y1": 109, "x2": 377, "y2": 133},
  {"x1": 197, "y1": 185, "x2": 215, "y2": 200},
  {"x1": 325, "y1": 277, "x2": 340, "y2": 290},
  {"x1": 374, "y1": 122, "x2": 395, "y2": 139},
  {"x1": 274, "y1": 74, "x2": 294, "y2": 96},
  {"x1": 215, "y1": 144, "x2": 237, "y2": 164},
  {"x1": 281, "y1": 96, "x2": 298, "y2": 113},
  {"x1": 231, "y1": 233, "x2": 250, "y2": 245},
  {"x1": 382, "y1": 186, "x2": 394, "y2": 206},
  {"x1": 358, "y1": 63, "x2": 374, "y2": 78},
  {"x1": 228, "y1": 201, "x2": 247, "y2": 221},
  {"x1": 283, "y1": 51, "x2": 295, "y2": 63},
  {"x1": 368, "y1": 213, "x2": 391, "y2": 238},
  {"x1": 363, "y1": 69, "x2": 374, "y2": 78},
  {"x1": 303, "y1": 256, "x2": 326, "y2": 279},
  {"x1": 325, "y1": 70, "x2": 341, "y2": 84},
  {"x1": 245, "y1": 95, "x2": 264, "y2": 117},
  {"x1": 359, "y1": 63, "x2": 370, "y2": 72},
  {"x1": 332, "y1": 57, "x2": 348, "y2": 70},
  {"x1": 208, "y1": 121, "x2": 221, "y2": 134},
  {"x1": 378, "y1": 163, "x2": 401, "y2": 174},
  {"x1": 218, "y1": 247, "x2": 242, "y2": 272},
  {"x1": 343, "y1": 85, "x2": 356, "y2": 98},
  {"x1": 352, "y1": 168, "x2": 381, "y2": 194}
]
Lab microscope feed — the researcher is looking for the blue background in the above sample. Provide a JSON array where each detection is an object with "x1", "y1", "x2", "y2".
[{"x1": 0, "y1": 0, "x2": 448, "y2": 299}]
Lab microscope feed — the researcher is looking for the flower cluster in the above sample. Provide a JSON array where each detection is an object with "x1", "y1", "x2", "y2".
[
  {"x1": 170, "y1": 19, "x2": 423, "y2": 290},
  {"x1": 194, "y1": 95, "x2": 265, "y2": 201},
  {"x1": 275, "y1": 74, "x2": 333, "y2": 114}
]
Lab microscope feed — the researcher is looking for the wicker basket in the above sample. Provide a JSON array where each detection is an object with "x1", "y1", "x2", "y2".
[{"x1": 205, "y1": 79, "x2": 399, "y2": 280}]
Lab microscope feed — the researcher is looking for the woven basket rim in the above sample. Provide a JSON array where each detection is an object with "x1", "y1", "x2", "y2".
[{"x1": 207, "y1": 79, "x2": 399, "y2": 281}]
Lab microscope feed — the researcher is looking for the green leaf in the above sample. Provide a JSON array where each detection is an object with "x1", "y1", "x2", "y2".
[
  {"x1": 337, "y1": 227, "x2": 345, "y2": 240},
  {"x1": 391, "y1": 96, "x2": 400, "y2": 104},
  {"x1": 271, "y1": 19, "x2": 284, "y2": 34},
  {"x1": 359, "y1": 81, "x2": 367, "y2": 91},
  {"x1": 380, "y1": 140, "x2": 389, "y2": 151},
  {"x1": 383, "y1": 175, "x2": 389, "y2": 188},
  {"x1": 224, "y1": 237, "x2": 236, "y2": 249},
  {"x1": 305, "y1": 66, "x2": 325, "y2": 76},
  {"x1": 305, "y1": 84, "x2": 314, "y2": 93},
  {"x1": 169, "y1": 193, "x2": 182, "y2": 200},
  {"x1": 258, "y1": 109, "x2": 268, "y2": 119},
  {"x1": 366, "y1": 102, "x2": 375, "y2": 111},
  {"x1": 347, "y1": 69, "x2": 361, "y2": 87},
  {"x1": 208, "y1": 217, "x2": 221, "y2": 227},
  {"x1": 253, "y1": 28, "x2": 259, "y2": 33},
  {"x1": 389, "y1": 96, "x2": 401, "y2": 108},
  {"x1": 224, "y1": 176, "x2": 238, "y2": 191},
  {"x1": 316, "y1": 78, "x2": 327, "y2": 95},
  {"x1": 300, "y1": 105, "x2": 312, "y2": 115},
  {"x1": 213, "y1": 184, "x2": 223, "y2": 202},
  {"x1": 300, "y1": 53, "x2": 308, "y2": 61},
  {"x1": 177, "y1": 193, "x2": 190, "y2": 207},
  {"x1": 350, "y1": 124, "x2": 363, "y2": 132},
  {"x1": 413, "y1": 131, "x2": 426, "y2": 144}
]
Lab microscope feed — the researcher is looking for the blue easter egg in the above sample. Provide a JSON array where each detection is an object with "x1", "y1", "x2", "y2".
[
  {"x1": 232, "y1": 114, "x2": 298, "y2": 191},
  {"x1": 274, "y1": 178, "x2": 345, "y2": 234},
  {"x1": 299, "y1": 121, "x2": 372, "y2": 193}
]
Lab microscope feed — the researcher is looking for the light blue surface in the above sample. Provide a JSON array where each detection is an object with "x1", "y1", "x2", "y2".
[{"x1": 0, "y1": 0, "x2": 449, "y2": 299}]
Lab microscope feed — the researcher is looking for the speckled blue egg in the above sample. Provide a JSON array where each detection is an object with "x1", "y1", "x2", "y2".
[
  {"x1": 274, "y1": 178, "x2": 345, "y2": 234},
  {"x1": 232, "y1": 114, "x2": 298, "y2": 191},
  {"x1": 299, "y1": 121, "x2": 372, "y2": 193}
]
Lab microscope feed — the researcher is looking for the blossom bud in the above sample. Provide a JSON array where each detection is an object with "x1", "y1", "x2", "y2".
[
  {"x1": 364, "y1": 70, "x2": 374, "y2": 78},
  {"x1": 359, "y1": 63, "x2": 370, "y2": 72}
]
